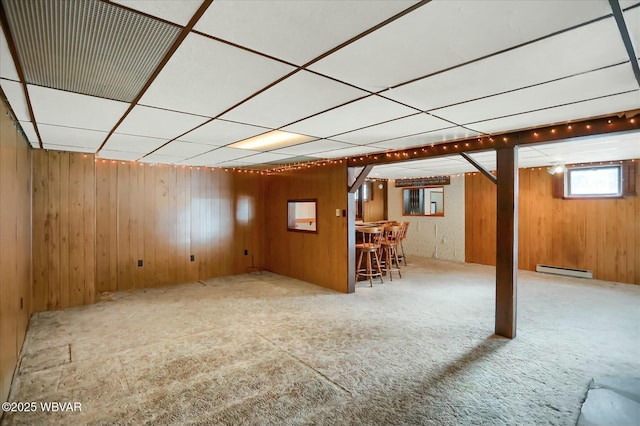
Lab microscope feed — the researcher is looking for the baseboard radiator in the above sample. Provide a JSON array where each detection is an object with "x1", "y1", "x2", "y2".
[{"x1": 536, "y1": 264, "x2": 593, "y2": 279}]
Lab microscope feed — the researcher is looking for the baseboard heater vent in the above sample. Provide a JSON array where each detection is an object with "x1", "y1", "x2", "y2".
[{"x1": 536, "y1": 264, "x2": 593, "y2": 279}]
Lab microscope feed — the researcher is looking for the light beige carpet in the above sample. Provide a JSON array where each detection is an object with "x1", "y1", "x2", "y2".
[{"x1": 3, "y1": 257, "x2": 639, "y2": 425}]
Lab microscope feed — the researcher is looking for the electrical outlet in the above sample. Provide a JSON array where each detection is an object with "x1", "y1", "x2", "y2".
[
  {"x1": 138, "y1": 260, "x2": 143, "y2": 267},
  {"x1": 190, "y1": 255, "x2": 195, "y2": 262},
  {"x1": 244, "y1": 249, "x2": 248, "y2": 255}
]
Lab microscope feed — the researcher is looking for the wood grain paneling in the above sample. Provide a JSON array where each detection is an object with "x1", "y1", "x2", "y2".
[
  {"x1": 93, "y1": 163, "x2": 265, "y2": 292},
  {"x1": 363, "y1": 181, "x2": 387, "y2": 222},
  {"x1": 265, "y1": 164, "x2": 350, "y2": 293},
  {"x1": 32, "y1": 151, "x2": 95, "y2": 312},
  {"x1": 0, "y1": 98, "x2": 32, "y2": 403},
  {"x1": 465, "y1": 163, "x2": 640, "y2": 284}
]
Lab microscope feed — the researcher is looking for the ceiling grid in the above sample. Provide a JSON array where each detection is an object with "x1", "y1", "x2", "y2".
[{"x1": 0, "y1": 0, "x2": 637, "y2": 176}]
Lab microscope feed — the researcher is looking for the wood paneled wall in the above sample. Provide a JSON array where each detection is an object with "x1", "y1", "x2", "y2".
[
  {"x1": 265, "y1": 164, "x2": 350, "y2": 292},
  {"x1": 95, "y1": 162, "x2": 265, "y2": 292},
  {"x1": 465, "y1": 165, "x2": 640, "y2": 284},
  {"x1": 0, "y1": 99, "x2": 32, "y2": 402},
  {"x1": 32, "y1": 150, "x2": 96, "y2": 312},
  {"x1": 363, "y1": 181, "x2": 387, "y2": 222}
]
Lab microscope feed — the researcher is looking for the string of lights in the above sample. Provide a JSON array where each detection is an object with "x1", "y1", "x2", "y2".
[{"x1": 16, "y1": 111, "x2": 640, "y2": 176}]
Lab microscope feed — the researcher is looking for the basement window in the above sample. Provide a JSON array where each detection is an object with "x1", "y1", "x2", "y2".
[{"x1": 565, "y1": 165, "x2": 622, "y2": 198}]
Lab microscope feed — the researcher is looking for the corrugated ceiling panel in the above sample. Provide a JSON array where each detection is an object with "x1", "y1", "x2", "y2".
[{"x1": 2, "y1": 0, "x2": 180, "y2": 102}]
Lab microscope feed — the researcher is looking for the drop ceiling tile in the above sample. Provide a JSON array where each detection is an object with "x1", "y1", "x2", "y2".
[
  {"x1": 624, "y1": 7, "x2": 640, "y2": 50},
  {"x1": 283, "y1": 95, "x2": 416, "y2": 138},
  {"x1": 309, "y1": 145, "x2": 383, "y2": 158},
  {"x1": 434, "y1": 64, "x2": 638, "y2": 125},
  {"x1": 221, "y1": 70, "x2": 368, "y2": 128},
  {"x1": 622, "y1": 1, "x2": 640, "y2": 7},
  {"x1": 97, "y1": 150, "x2": 142, "y2": 161},
  {"x1": 518, "y1": 147, "x2": 548, "y2": 159},
  {"x1": 370, "y1": 126, "x2": 480, "y2": 150},
  {"x1": 370, "y1": 165, "x2": 408, "y2": 178},
  {"x1": 18, "y1": 121, "x2": 38, "y2": 145},
  {"x1": 217, "y1": 161, "x2": 257, "y2": 168},
  {"x1": 185, "y1": 146, "x2": 258, "y2": 164},
  {"x1": 270, "y1": 139, "x2": 354, "y2": 156},
  {"x1": 103, "y1": 133, "x2": 167, "y2": 154},
  {"x1": 467, "y1": 90, "x2": 640, "y2": 134},
  {"x1": 236, "y1": 152, "x2": 294, "y2": 165},
  {"x1": 334, "y1": 113, "x2": 452, "y2": 145},
  {"x1": 43, "y1": 144, "x2": 95, "y2": 153},
  {"x1": 174, "y1": 157, "x2": 214, "y2": 167},
  {"x1": 153, "y1": 141, "x2": 214, "y2": 157},
  {"x1": 115, "y1": 105, "x2": 209, "y2": 139},
  {"x1": 177, "y1": 119, "x2": 269, "y2": 146},
  {"x1": 112, "y1": 0, "x2": 204, "y2": 26},
  {"x1": 139, "y1": 33, "x2": 295, "y2": 117},
  {"x1": 0, "y1": 30, "x2": 18, "y2": 80},
  {"x1": 28, "y1": 85, "x2": 129, "y2": 131},
  {"x1": 195, "y1": 1, "x2": 415, "y2": 65},
  {"x1": 38, "y1": 124, "x2": 108, "y2": 151},
  {"x1": 1, "y1": 79, "x2": 29, "y2": 121},
  {"x1": 382, "y1": 17, "x2": 628, "y2": 111},
  {"x1": 139, "y1": 153, "x2": 186, "y2": 164},
  {"x1": 309, "y1": 0, "x2": 612, "y2": 91}
]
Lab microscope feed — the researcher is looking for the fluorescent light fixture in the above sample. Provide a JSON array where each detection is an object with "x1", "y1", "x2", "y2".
[{"x1": 229, "y1": 130, "x2": 313, "y2": 150}]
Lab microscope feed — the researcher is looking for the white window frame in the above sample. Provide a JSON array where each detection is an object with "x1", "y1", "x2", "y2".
[{"x1": 564, "y1": 165, "x2": 622, "y2": 198}]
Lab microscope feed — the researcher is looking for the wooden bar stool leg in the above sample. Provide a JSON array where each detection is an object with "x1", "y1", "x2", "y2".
[
  {"x1": 374, "y1": 251, "x2": 383, "y2": 283},
  {"x1": 367, "y1": 250, "x2": 373, "y2": 287},
  {"x1": 386, "y1": 246, "x2": 393, "y2": 282},
  {"x1": 393, "y1": 245, "x2": 402, "y2": 278}
]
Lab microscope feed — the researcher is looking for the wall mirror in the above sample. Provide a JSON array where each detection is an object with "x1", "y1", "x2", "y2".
[
  {"x1": 402, "y1": 186, "x2": 444, "y2": 216},
  {"x1": 287, "y1": 199, "x2": 317, "y2": 232}
]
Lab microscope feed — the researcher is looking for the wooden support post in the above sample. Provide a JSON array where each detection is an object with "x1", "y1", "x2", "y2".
[
  {"x1": 347, "y1": 168, "x2": 356, "y2": 293},
  {"x1": 495, "y1": 147, "x2": 518, "y2": 338}
]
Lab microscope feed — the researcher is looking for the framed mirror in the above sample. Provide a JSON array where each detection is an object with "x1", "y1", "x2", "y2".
[
  {"x1": 402, "y1": 186, "x2": 444, "y2": 216},
  {"x1": 287, "y1": 199, "x2": 318, "y2": 233}
]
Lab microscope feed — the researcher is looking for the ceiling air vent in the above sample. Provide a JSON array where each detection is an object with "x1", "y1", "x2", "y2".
[{"x1": 1, "y1": 0, "x2": 180, "y2": 102}]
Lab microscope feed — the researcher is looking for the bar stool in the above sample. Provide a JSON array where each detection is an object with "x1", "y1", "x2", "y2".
[
  {"x1": 380, "y1": 225, "x2": 403, "y2": 281},
  {"x1": 356, "y1": 227, "x2": 384, "y2": 286},
  {"x1": 398, "y1": 222, "x2": 410, "y2": 266}
]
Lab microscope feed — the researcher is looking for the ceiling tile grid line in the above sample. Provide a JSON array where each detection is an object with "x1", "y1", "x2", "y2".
[
  {"x1": 138, "y1": 1, "x2": 432, "y2": 158},
  {"x1": 433, "y1": 64, "x2": 639, "y2": 126},
  {"x1": 462, "y1": 89, "x2": 640, "y2": 128},
  {"x1": 609, "y1": 0, "x2": 640, "y2": 87},
  {"x1": 376, "y1": 10, "x2": 619, "y2": 95},
  {"x1": 0, "y1": 0, "x2": 43, "y2": 147},
  {"x1": 193, "y1": 0, "x2": 427, "y2": 67},
  {"x1": 412, "y1": 61, "x2": 631, "y2": 114},
  {"x1": 140, "y1": 66, "x2": 303, "y2": 158},
  {"x1": 2, "y1": 0, "x2": 182, "y2": 102},
  {"x1": 309, "y1": 1, "x2": 616, "y2": 92},
  {"x1": 95, "y1": 0, "x2": 214, "y2": 152},
  {"x1": 1, "y1": 0, "x2": 638, "y2": 170}
]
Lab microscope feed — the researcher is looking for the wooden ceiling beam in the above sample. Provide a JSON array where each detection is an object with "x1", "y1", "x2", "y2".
[
  {"x1": 348, "y1": 164, "x2": 374, "y2": 193},
  {"x1": 346, "y1": 112, "x2": 640, "y2": 167},
  {"x1": 460, "y1": 152, "x2": 497, "y2": 184}
]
